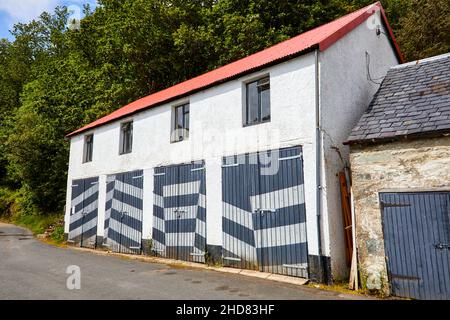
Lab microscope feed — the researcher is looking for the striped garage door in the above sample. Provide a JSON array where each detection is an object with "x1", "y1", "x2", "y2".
[
  {"x1": 152, "y1": 162, "x2": 206, "y2": 263},
  {"x1": 68, "y1": 177, "x2": 99, "y2": 248},
  {"x1": 104, "y1": 170, "x2": 144, "y2": 254},
  {"x1": 222, "y1": 146, "x2": 308, "y2": 278},
  {"x1": 381, "y1": 192, "x2": 450, "y2": 300}
]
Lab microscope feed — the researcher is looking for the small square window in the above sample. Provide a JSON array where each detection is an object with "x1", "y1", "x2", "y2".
[
  {"x1": 244, "y1": 76, "x2": 270, "y2": 126},
  {"x1": 83, "y1": 134, "x2": 93, "y2": 163},
  {"x1": 172, "y1": 103, "x2": 189, "y2": 142},
  {"x1": 119, "y1": 121, "x2": 133, "y2": 154}
]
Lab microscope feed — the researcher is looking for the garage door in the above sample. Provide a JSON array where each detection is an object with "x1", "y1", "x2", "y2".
[
  {"x1": 104, "y1": 170, "x2": 144, "y2": 254},
  {"x1": 222, "y1": 146, "x2": 308, "y2": 278},
  {"x1": 380, "y1": 191, "x2": 450, "y2": 300},
  {"x1": 68, "y1": 177, "x2": 99, "y2": 248},
  {"x1": 152, "y1": 162, "x2": 206, "y2": 263}
]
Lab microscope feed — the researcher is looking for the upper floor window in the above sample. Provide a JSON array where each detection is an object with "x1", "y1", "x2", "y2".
[
  {"x1": 172, "y1": 103, "x2": 189, "y2": 142},
  {"x1": 83, "y1": 134, "x2": 93, "y2": 163},
  {"x1": 119, "y1": 121, "x2": 133, "y2": 154},
  {"x1": 245, "y1": 76, "x2": 270, "y2": 126}
]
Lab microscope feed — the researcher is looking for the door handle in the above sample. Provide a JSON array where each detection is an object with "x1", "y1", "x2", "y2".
[
  {"x1": 435, "y1": 243, "x2": 450, "y2": 250},
  {"x1": 254, "y1": 208, "x2": 276, "y2": 214},
  {"x1": 174, "y1": 209, "x2": 186, "y2": 219}
]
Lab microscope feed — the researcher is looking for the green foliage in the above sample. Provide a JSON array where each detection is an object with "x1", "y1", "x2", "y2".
[
  {"x1": 0, "y1": 0, "x2": 448, "y2": 224},
  {"x1": 396, "y1": 0, "x2": 450, "y2": 60},
  {"x1": 12, "y1": 212, "x2": 62, "y2": 235},
  {"x1": 50, "y1": 224, "x2": 65, "y2": 243},
  {"x1": 0, "y1": 187, "x2": 19, "y2": 218}
]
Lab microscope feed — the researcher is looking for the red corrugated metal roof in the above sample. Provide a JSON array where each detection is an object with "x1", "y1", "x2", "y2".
[{"x1": 68, "y1": 2, "x2": 402, "y2": 137}]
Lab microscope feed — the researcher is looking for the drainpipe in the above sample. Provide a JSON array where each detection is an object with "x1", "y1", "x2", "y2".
[{"x1": 314, "y1": 48, "x2": 324, "y2": 282}]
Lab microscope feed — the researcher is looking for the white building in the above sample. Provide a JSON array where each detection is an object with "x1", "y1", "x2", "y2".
[{"x1": 64, "y1": 2, "x2": 402, "y2": 282}]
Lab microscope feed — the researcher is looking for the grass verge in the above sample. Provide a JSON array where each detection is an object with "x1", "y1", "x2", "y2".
[
  {"x1": 2, "y1": 213, "x2": 65, "y2": 244},
  {"x1": 0, "y1": 186, "x2": 65, "y2": 244},
  {"x1": 306, "y1": 280, "x2": 393, "y2": 299}
]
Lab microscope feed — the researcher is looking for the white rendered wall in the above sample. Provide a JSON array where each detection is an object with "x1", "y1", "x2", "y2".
[
  {"x1": 142, "y1": 168, "x2": 154, "y2": 240},
  {"x1": 204, "y1": 157, "x2": 223, "y2": 246},
  {"x1": 64, "y1": 53, "x2": 320, "y2": 254},
  {"x1": 96, "y1": 174, "x2": 107, "y2": 237},
  {"x1": 319, "y1": 11, "x2": 400, "y2": 278}
]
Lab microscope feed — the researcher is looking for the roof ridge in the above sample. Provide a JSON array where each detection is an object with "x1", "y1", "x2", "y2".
[{"x1": 391, "y1": 52, "x2": 450, "y2": 69}]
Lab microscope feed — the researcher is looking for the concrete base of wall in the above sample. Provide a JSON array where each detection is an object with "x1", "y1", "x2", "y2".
[
  {"x1": 308, "y1": 255, "x2": 332, "y2": 284},
  {"x1": 95, "y1": 236, "x2": 103, "y2": 248},
  {"x1": 67, "y1": 234, "x2": 331, "y2": 283},
  {"x1": 206, "y1": 245, "x2": 222, "y2": 265},
  {"x1": 141, "y1": 239, "x2": 152, "y2": 255}
]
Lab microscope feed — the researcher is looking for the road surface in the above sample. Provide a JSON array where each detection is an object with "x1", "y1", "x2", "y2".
[{"x1": 0, "y1": 222, "x2": 366, "y2": 300}]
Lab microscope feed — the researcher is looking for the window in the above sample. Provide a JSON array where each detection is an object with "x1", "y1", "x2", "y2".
[
  {"x1": 83, "y1": 134, "x2": 93, "y2": 163},
  {"x1": 245, "y1": 76, "x2": 270, "y2": 125},
  {"x1": 119, "y1": 121, "x2": 133, "y2": 154},
  {"x1": 172, "y1": 103, "x2": 189, "y2": 142}
]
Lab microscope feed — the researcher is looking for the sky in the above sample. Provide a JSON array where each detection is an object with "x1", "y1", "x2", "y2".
[{"x1": 0, "y1": 0, "x2": 97, "y2": 40}]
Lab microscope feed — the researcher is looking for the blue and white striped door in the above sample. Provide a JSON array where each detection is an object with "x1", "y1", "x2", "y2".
[
  {"x1": 104, "y1": 170, "x2": 144, "y2": 254},
  {"x1": 381, "y1": 192, "x2": 450, "y2": 300},
  {"x1": 152, "y1": 162, "x2": 207, "y2": 263},
  {"x1": 222, "y1": 146, "x2": 308, "y2": 278},
  {"x1": 68, "y1": 177, "x2": 99, "y2": 248}
]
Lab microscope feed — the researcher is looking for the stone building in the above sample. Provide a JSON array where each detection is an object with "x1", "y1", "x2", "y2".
[{"x1": 346, "y1": 53, "x2": 450, "y2": 299}]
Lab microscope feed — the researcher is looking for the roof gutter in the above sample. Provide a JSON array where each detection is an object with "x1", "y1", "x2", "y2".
[{"x1": 344, "y1": 130, "x2": 450, "y2": 146}]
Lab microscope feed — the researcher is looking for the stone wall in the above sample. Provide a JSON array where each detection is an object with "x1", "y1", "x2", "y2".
[{"x1": 349, "y1": 136, "x2": 450, "y2": 294}]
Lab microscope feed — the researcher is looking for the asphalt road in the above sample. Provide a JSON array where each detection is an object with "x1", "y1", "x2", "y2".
[{"x1": 0, "y1": 222, "x2": 365, "y2": 300}]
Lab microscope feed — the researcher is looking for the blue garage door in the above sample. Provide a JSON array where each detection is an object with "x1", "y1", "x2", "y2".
[
  {"x1": 380, "y1": 192, "x2": 450, "y2": 300},
  {"x1": 68, "y1": 177, "x2": 99, "y2": 248},
  {"x1": 104, "y1": 170, "x2": 144, "y2": 254},
  {"x1": 222, "y1": 146, "x2": 308, "y2": 278},
  {"x1": 152, "y1": 162, "x2": 206, "y2": 263}
]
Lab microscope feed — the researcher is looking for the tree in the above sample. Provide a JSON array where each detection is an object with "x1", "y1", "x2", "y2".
[{"x1": 396, "y1": 0, "x2": 450, "y2": 60}]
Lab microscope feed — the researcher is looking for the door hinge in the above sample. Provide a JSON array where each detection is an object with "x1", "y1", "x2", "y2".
[
  {"x1": 282, "y1": 264, "x2": 307, "y2": 270},
  {"x1": 222, "y1": 163, "x2": 239, "y2": 168},
  {"x1": 390, "y1": 274, "x2": 420, "y2": 281},
  {"x1": 223, "y1": 256, "x2": 241, "y2": 262},
  {"x1": 278, "y1": 154, "x2": 302, "y2": 161},
  {"x1": 380, "y1": 200, "x2": 411, "y2": 208},
  {"x1": 154, "y1": 173, "x2": 165, "y2": 177}
]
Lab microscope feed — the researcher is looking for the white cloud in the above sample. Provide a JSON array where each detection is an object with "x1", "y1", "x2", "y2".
[
  {"x1": 0, "y1": 0, "x2": 96, "y2": 25},
  {"x1": 0, "y1": 0, "x2": 59, "y2": 23}
]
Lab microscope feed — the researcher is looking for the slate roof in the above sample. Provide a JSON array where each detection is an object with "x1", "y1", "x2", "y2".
[
  {"x1": 346, "y1": 53, "x2": 450, "y2": 145},
  {"x1": 68, "y1": 2, "x2": 402, "y2": 137}
]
